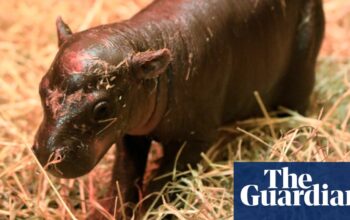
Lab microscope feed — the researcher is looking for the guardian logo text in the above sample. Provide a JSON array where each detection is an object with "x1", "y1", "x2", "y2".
[{"x1": 234, "y1": 162, "x2": 350, "y2": 220}]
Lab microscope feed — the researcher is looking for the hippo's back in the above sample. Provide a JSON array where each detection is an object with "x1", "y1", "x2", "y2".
[{"x1": 127, "y1": 0, "x2": 323, "y2": 139}]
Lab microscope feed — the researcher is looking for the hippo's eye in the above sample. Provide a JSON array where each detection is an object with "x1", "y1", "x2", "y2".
[{"x1": 93, "y1": 101, "x2": 112, "y2": 122}]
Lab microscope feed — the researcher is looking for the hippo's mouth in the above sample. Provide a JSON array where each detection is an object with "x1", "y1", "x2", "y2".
[
  {"x1": 33, "y1": 145, "x2": 95, "y2": 178},
  {"x1": 44, "y1": 147, "x2": 93, "y2": 178},
  {"x1": 42, "y1": 144, "x2": 110, "y2": 178},
  {"x1": 33, "y1": 127, "x2": 119, "y2": 178}
]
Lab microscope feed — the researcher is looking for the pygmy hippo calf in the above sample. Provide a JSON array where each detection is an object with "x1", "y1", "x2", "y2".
[{"x1": 32, "y1": 0, "x2": 324, "y2": 218}]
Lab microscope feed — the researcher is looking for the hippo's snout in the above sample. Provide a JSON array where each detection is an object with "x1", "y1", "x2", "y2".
[
  {"x1": 32, "y1": 117, "x2": 118, "y2": 178},
  {"x1": 32, "y1": 140, "x2": 97, "y2": 178}
]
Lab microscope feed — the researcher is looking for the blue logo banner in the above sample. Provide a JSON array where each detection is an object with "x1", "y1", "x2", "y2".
[{"x1": 234, "y1": 162, "x2": 350, "y2": 220}]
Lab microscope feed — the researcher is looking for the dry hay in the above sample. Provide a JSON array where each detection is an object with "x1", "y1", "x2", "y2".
[{"x1": 0, "y1": 0, "x2": 349, "y2": 219}]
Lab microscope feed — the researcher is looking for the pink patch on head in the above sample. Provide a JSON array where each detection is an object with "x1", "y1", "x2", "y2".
[
  {"x1": 61, "y1": 51, "x2": 94, "y2": 74},
  {"x1": 66, "y1": 89, "x2": 84, "y2": 104},
  {"x1": 46, "y1": 89, "x2": 64, "y2": 119},
  {"x1": 46, "y1": 89, "x2": 89, "y2": 119},
  {"x1": 86, "y1": 93, "x2": 95, "y2": 102}
]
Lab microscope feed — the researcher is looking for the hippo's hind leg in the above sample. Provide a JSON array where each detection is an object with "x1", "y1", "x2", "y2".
[{"x1": 276, "y1": 0, "x2": 324, "y2": 114}]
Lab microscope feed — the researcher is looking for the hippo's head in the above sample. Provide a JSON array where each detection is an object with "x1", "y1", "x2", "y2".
[{"x1": 32, "y1": 17, "x2": 171, "y2": 178}]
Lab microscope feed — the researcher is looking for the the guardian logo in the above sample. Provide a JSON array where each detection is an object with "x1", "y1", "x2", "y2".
[
  {"x1": 234, "y1": 162, "x2": 350, "y2": 220},
  {"x1": 241, "y1": 167, "x2": 350, "y2": 207}
]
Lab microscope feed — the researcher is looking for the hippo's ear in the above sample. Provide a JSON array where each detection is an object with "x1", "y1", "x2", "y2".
[
  {"x1": 130, "y1": 49, "x2": 172, "y2": 79},
  {"x1": 56, "y1": 16, "x2": 73, "y2": 47}
]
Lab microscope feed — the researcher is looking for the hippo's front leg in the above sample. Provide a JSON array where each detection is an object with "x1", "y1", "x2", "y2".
[{"x1": 94, "y1": 135, "x2": 151, "y2": 219}]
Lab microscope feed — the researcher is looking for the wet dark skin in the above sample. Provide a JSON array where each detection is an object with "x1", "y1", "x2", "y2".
[{"x1": 32, "y1": 0, "x2": 324, "y2": 218}]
